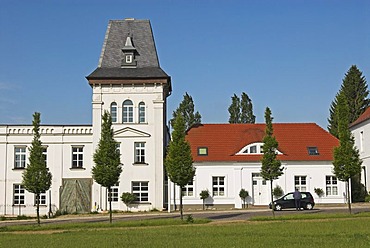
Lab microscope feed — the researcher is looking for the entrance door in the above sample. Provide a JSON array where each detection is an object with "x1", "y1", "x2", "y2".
[
  {"x1": 60, "y1": 179, "x2": 92, "y2": 213},
  {"x1": 252, "y1": 174, "x2": 269, "y2": 205}
]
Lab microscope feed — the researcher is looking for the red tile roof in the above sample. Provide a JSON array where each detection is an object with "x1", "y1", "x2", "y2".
[
  {"x1": 350, "y1": 107, "x2": 370, "y2": 128},
  {"x1": 186, "y1": 123, "x2": 339, "y2": 162}
]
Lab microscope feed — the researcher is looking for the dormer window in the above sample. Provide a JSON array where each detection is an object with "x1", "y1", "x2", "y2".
[
  {"x1": 121, "y1": 36, "x2": 137, "y2": 68},
  {"x1": 198, "y1": 147, "x2": 208, "y2": 156},
  {"x1": 307, "y1": 147, "x2": 319, "y2": 155},
  {"x1": 237, "y1": 142, "x2": 282, "y2": 155}
]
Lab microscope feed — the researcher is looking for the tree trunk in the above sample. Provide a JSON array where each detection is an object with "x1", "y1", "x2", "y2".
[
  {"x1": 36, "y1": 193, "x2": 40, "y2": 225},
  {"x1": 108, "y1": 187, "x2": 112, "y2": 223},
  {"x1": 347, "y1": 180, "x2": 352, "y2": 214},
  {"x1": 270, "y1": 180, "x2": 275, "y2": 218},
  {"x1": 180, "y1": 193, "x2": 183, "y2": 220}
]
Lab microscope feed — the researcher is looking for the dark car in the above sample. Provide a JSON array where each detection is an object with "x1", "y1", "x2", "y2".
[{"x1": 269, "y1": 192, "x2": 315, "y2": 211}]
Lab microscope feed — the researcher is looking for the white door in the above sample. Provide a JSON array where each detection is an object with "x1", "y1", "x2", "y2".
[{"x1": 252, "y1": 174, "x2": 269, "y2": 205}]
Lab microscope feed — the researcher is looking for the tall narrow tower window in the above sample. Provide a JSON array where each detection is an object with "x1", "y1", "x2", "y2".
[
  {"x1": 123, "y1": 100, "x2": 134, "y2": 123},
  {"x1": 138, "y1": 102, "x2": 146, "y2": 123},
  {"x1": 110, "y1": 102, "x2": 117, "y2": 123}
]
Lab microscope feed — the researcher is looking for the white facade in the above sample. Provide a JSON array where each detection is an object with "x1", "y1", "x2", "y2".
[
  {"x1": 169, "y1": 161, "x2": 347, "y2": 210},
  {"x1": 351, "y1": 118, "x2": 370, "y2": 192}
]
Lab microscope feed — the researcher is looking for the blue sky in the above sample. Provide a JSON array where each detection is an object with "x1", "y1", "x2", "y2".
[{"x1": 1, "y1": 0, "x2": 369, "y2": 129}]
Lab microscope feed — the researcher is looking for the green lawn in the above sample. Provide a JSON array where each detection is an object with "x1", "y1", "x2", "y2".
[{"x1": 1, "y1": 214, "x2": 370, "y2": 247}]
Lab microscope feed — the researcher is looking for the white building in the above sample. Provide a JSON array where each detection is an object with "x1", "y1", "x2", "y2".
[
  {"x1": 350, "y1": 107, "x2": 370, "y2": 192},
  {"x1": 0, "y1": 18, "x2": 171, "y2": 215},
  {"x1": 169, "y1": 123, "x2": 347, "y2": 209}
]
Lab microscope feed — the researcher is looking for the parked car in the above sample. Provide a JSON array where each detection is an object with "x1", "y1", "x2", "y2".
[{"x1": 269, "y1": 192, "x2": 315, "y2": 211}]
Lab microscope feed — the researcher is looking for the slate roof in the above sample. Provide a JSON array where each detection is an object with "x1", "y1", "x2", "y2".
[
  {"x1": 186, "y1": 123, "x2": 339, "y2": 162},
  {"x1": 86, "y1": 19, "x2": 170, "y2": 81},
  {"x1": 350, "y1": 107, "x2": 370, "y2": 128}
]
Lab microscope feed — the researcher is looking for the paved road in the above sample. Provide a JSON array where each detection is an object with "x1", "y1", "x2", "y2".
[{"x1": 0, "y1": 204, "x2": 369, "y2": 227}]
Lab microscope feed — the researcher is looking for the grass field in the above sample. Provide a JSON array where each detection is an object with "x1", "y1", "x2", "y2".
[{"x1": 1, "y1": 213, "x2": 370, "y2": 247}]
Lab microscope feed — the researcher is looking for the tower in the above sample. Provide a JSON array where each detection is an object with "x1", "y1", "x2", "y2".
[{"x1": 86, "y1": 18, "x2": 171, "y2": 210}]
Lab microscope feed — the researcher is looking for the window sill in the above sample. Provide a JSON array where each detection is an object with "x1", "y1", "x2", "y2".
[
  {"x1": 70, "y1": 167, "x2": 86, "y2": 170},
  {"x1": 12, "y1": 168, "x2": 25, "y2": 171},
  {"x1": 133, "y1": 162, "x2": 148, "y2": 166},
  {"x1": 12, "y1": 205, "x2": 26, "y2": 207},
  {"x1": 133, "y1": 202, "x2": 151, "y2": 205}
]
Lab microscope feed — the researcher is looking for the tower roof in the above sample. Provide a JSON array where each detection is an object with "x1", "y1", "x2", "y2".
[{"x1": 86, "y1": 18, "x2": 171, "y2": 89}]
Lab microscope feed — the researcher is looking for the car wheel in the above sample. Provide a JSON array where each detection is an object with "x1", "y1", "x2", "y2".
[
  {"x1": 305, "y1": 203, "x2": 313, "y2": 210},
  {"x1": 275, "y1": 204, "x2": 282, "y2": 211}
]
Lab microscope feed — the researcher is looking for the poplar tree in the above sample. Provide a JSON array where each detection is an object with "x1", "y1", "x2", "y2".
[
  {"x1": 22, "y1": 112, "x2": 52, "y2": 225},
  {"x1": 260, "y1": 107, "x2": 283, "y2": 217},
  {"x1": 228, "y1": 94, "x2": 240, "y2": 123},
  {"x1": 333, "y1": 93, "x2": 362, "y2": 214},
  {"x1": 240, "y1": 92, "x2": 256, "y2": 123},
  {"x1": 171, "y1": 92, "x2": 202, "y2": 130},
  {"x1": 165, "y1": 114, "x2": 195, "y2": 220},
  {"x1": 92, "y1": 111, "x2": 122, "y2": 223},
  {"x1": 228, "y1": 92, "x2": 255, "y2": 123}
]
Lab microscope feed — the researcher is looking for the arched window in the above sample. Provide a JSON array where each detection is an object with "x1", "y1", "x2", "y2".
[
  {"x1": 110, "y1": 102, "x2": 117, "y2": 122},
  {"x1": 138, "y1": 102, "x2": 145, "y2": 123},
  {"x1": 122, "y1": 100, "x2": 133, "y2": 123}
]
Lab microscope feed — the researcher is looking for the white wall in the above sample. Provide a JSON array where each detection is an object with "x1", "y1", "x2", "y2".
[{"x1": 169, "y1": 160, "x2": 347, "y2": 209}]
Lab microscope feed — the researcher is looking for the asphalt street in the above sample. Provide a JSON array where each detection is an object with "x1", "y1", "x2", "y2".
[{"x1": 0, "y1": 203, "x2": 369, "y2": 227}]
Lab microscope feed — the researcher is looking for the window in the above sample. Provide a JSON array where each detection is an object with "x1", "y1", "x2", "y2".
[
  {"x1": 212, "y1": 176, "x2": 225, "y2": 196},
  {"x1": 198, "y1": 147, "x2": 208, "y2": 156},
  {"x1": 14, "y1": 147, "x2": 27, "y2": 169},
  {"x1": 111, "y1": 102, "x2": 118, "y2": 123},
  {"x1": 294, "y1": 176, "x2": 307, "y2": 191},
  {"x1": 123, "y1": 100, "x2": 133, "y2": 123},
  {"x1": 34, "y1": 191, "x2": 46, "y2": 205},
  {"x1": 326, "y1": 176, "x2": 338, "y2": 196},
  {"x1": 250, "y1": 145, "x2": 257, "y2": 154},
  {"x1": 307, "y1": 147, "x2": 319, "y2": 155},
  {"x1": 182, "y1": 181, "x2": 194, "y2": 196},
  {"x1": 13, "y1": 184, "x2": 25, "y2": 205},
  {"x1": 72, "y1": 147, "x2": 83, "y2": 168},
  {"x1": 132, "y1": 182, "x2": 148, "y2": 202},
  {"x1": 134, "y1": 142, "x2": 145, "y2": 164},
  {"x1": 43, "y1": 147, "x2": 47, "y2": 166},
  {"x1": 126, "y1": 54, "x2": 133, "y2": 63},
  {"x1": 138, "y1": 102, "x2": 146, "y2": 123},
  {"x1": 111, "y1": 184, "x2": 119, "y2": 202}
]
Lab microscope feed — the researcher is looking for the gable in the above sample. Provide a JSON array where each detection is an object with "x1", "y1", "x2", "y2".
[{"x1": 114, "y1": 127, "x2": 151, "y2": 138}]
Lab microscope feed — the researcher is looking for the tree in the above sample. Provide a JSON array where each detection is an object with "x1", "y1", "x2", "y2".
[
  {"x1": 92, "y1": 111, "x2": 122, "y2": 223},
  {"x1": 272, "y1": 185, "x2": 284, "y2": 200},
  {"x1": 165, "y1": 114, "x2": 195, "y2": 220},
  {"x1": 228, "y1": 92, "x2": 255, "y2": 123},
  {"x1": 239, "y1": 189, "x2": 249, "y2": 209},
  {"x1": 200, "y1": 190, "x2": 210, "y2": 210},
  {"x1": 260, "y1": 107, "x2": 283, "y2": 217},
  {"x1": 121, "y1": 192, "x2": 136, "y2": 211},
  {"x1": 171, "y1": 92, "x2": 201, "y2": 130},
  {"x1": 328, "y1": 65, "x2": 369, "y2": 137},
  {"x1": 240, "y1": 92, "x2": 256, "y2": 123},
  {"x1": 333, "y1": 93, "x2": 362, "y2": 214},
  {"x1": 22, "y1": 112, "x2": 52, "y2": 225},
  {"x1": 228, "y1": 94, "x2": 240, "y2": 123}
]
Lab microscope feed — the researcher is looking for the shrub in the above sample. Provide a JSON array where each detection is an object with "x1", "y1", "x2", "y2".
[
  {"x1": 121, "y1": 192, "x2": 137, "y2": 211},
  {"x1": 239, "y1": 189, "x2": 249, "y2": 208},
  {"x1": 199, "y1": 190, "x2": 210, "y2": 210},
  {"x1": 273, "y1": 185, "x2": 284, "y2": 199},
  {"x1": 314, "y1": 188, "x2": 325, "y2": 198},
  {"x1": 185, "y1": 214, "x2": 194, "y2": 223}
]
